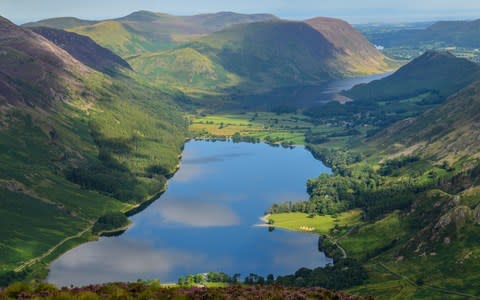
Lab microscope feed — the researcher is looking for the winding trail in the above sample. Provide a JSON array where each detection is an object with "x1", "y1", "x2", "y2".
[{"x1": 14, "y1": 225, "x2": 93, "y2": 273}]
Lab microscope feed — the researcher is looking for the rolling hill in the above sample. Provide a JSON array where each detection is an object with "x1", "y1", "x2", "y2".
[
  {"x1": 0, "y1": 15, "x2": 186, "y2": 284},
  {"x1": 25, "y1": 11, "x2": 278, "y2": 57},
  {"x1": 366, "y1": 18, "x2": 480, "y2": 48},
  {"x1": 344, "y1": 51, "x2": 480, "y2": 102}
]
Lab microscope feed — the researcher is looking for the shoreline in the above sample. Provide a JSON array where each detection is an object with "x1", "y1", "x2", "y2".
[
  {"x1": 37, "y1": 139, "x2": 330, "y2": 285},
  {"x1": 20, "y1": 149, "x2": 187, "y2": 284}
]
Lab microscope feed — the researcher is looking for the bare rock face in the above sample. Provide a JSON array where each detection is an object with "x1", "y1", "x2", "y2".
[{"x1": 474, "y1": 204, "x2": 480, "y2": 225}]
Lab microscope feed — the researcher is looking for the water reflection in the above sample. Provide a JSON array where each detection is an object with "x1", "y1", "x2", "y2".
[
  {"x1": 48, "y1": 239, "x2": 207, "y2": 285},
  {"x1": 49, "y1": 141, "x2": 332, "y2": 286},
  {"x1": 157, "y1": 199, "x2": 240, "y2": 227}
]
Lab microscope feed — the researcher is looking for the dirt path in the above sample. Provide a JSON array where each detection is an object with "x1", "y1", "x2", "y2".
[{"x1": 14, "y1": 225, "x2": 93, "y2": 273}]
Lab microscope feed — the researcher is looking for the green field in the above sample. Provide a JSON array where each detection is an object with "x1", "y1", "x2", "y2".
[
  {"x1": 267, "y1": 210, "x2": 362, "y2": 234},
  {"x1": 190, "y1": 113, "x2": 310, "y2": 145}
]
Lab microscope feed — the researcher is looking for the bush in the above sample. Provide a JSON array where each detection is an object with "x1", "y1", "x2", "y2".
[{"x1": 92, "y1": 212, "x2": 129, "y2": 233}]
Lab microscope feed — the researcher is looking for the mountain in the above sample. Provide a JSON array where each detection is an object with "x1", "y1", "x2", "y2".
[
  {"x1": 129, "y1": 19, "x2": 393, "y2": 94},
  {"x1": 30, "y1": 27, "x2": 131, "y2": 74},
  {"x1": 344, "y1": 51, "x2": 480, "y2": 102},
  {"x1": 305, "y1": 17, "x2": 392, "y2": 75},
  {"x1": 23, "y1": 17, "x2": 97, "y2": 30},
  {"x1": 0, "y1": 16, "x2": 186, "y2": 284},
  {"x1": 0, "y1": 16, "x2": 89, "y2": 107},
  {"x1": 26, "y1": 11, "x2": 278, "y2": 57},
  {"x1": 367, "y1": 18, "x2": 480, "y2": 48}
]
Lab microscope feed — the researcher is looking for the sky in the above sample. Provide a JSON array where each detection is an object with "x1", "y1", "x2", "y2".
[{"x1": 2, "y1": 0, "x2": 480, "y2": 25}]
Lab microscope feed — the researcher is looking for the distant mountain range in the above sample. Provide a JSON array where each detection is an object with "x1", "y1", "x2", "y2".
[
  {"x1": 23, "y1": 11, "x2": 394, "y2": 94},
  {"x1": 344, "y1": 51, "x2": 480, "y2": 102},
  {"x1": 366, "y1": 18, "x2": 480, "y2": 48},
  {"x1": 24, "y1": 11, "x2": 279, "y2": 57}
]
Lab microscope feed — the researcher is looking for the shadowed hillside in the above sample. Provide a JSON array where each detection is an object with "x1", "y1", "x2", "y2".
[
  {"x1": 31, "y1": 27, "x2": 131, "y2": 74},
  {"x1": 306, "y1": 17, "x2": 393, "y2": 75}
]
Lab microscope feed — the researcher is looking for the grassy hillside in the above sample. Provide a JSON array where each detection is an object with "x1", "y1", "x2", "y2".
[
  {"x1": 306, "y1": 17, "x2": 395, "y2": 75},
  {"x1": 69, "y1": 21, "x2": 158, "y2": 58},
  {"x1": 373, "y1": 80, "x2": 480, "y2": 163},
  {"x1": 0, "y1": 17, "x2": 187, "y2": 284},
  {"x1": 344, "y1": 51, "x2": 480, "y2": 102},
  {"x1": 128, "y1": 47, "x2": 240, "y2": 90}
]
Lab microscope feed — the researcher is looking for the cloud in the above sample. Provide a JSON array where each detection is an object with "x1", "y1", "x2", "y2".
[
  {"x1": 48, "y1": 238, "x2": 206, "y2": 286},
  {"x1": 157, "y1": 198, "x2": 241, "y2": 227}
]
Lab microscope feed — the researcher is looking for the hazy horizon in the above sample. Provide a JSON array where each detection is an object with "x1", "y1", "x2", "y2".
[{"x1": 2, "y1": 0, "x2": 480, "y2": 25}]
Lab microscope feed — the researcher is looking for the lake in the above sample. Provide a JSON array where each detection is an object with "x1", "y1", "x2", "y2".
[
  {"x1": 228, "y1": 72, "x2": 393, "y2": 110},
  {"x1": 48, "y1": 141, "x2": 331, "y2": 286}
]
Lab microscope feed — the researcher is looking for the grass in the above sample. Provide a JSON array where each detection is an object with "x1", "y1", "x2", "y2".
[
  {"x1": 190, "y1": 112, "x2": 320, "y2": 145},
  {"x1": 267, "y1": 209, "x2": 362, "y2": 234},
  {"x1": 0, "y1": 70, "x2": 187, "y2": 282},
  {"x1": 128, "y1": 48, "x2": 241, "y2": 91}
]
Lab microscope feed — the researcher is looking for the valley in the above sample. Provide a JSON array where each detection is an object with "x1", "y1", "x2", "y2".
[{"x1": 1, "y1": 4, "x2": 480, "y2": 300}]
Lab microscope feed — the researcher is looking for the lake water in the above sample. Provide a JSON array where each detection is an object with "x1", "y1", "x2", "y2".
[
  {"x1": 229, "y1": 72, "x2": 393, "y2": 110},
  {"x1": 48, "y1": 141, "x2": 332, "y2": 286}
]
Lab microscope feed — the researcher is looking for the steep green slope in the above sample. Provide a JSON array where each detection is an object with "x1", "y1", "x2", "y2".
[
  {"x1": 69, "y1": 20, "x2": 157, "y2": 58},
  {"x1": 305, "y1": 17, "x2": 394, "y2": 76},
  {"x1": 344, "y1": 51, "x2": 480, "y2": 102},
  {"x1": 373, "y1": 80, "x2": 480, "y2": 163},
  {"x1": 367, "y1": 18, "x2": 480, "y2": 49},
  {"x1": 0, "y1": 17, "x2": 186, "y2": 284}
]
